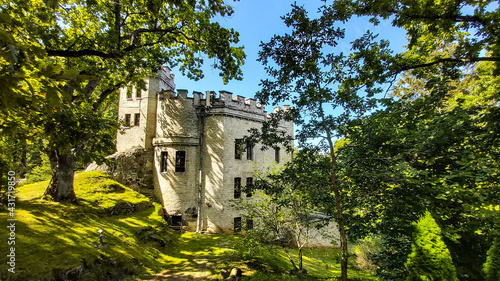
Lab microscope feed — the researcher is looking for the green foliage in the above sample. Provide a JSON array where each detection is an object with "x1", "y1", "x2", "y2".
[
  {"x1": 326, "y1": 0, "x2": 500, "y2": 81},
  {"x1": 238, "y1": 149, "x2": 335, "y2": 273},
  {"x1": 340, "y1": 61, "x2": 499, "y2": 280},
  {"x1": 484, "y1": 236, "x2": 500, "y2": 281},
  {"x1": 350, "y1": 236, "x2": 382, "y2": 273},
  {"x1": 255, "y1": 3, "x2": 384, "y2": 279},
  {"x1": 21, "y1": 153, "x2": 52, "y2": 185},
  {"x1": 0, "y1": 0, "x2": 245, "y2": 201},
  {"x1": 405, "y1": 211, "x2": 458, "y2": 281}
]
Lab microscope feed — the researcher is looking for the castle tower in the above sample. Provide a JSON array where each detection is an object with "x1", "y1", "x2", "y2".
[{"x1": 116, "y1": 66, "x2": 175, "y2": 152}]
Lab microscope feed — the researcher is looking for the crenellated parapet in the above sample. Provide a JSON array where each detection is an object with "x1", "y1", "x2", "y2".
[{"x1": 159, "y1": 89, "x2": 292, "y2": 125}]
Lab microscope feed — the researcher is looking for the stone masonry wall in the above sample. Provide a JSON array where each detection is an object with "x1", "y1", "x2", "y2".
[{"x1": 86, "y1": 146, "x2": 155, "y2": 194}]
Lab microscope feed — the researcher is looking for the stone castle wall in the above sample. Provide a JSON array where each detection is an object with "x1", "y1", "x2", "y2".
[
  {"x1": 85, "y1": 146, "x2": 155, "y2": 195},
  {"x1": 103, "y1": 75, "x2": 339, "y2": 246},
  {"x1": 152, "y1": 90, "x2": 293, "y2": 232}
]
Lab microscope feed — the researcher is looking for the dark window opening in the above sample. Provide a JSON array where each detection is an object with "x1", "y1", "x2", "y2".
[
  {"x1": 246, "y1": 177, "x2": 253, "y2": 198},
  {"x1": 275, "y1": 147, "x2": 280, "y2": 163},
  {"x1": 246, "y1": 141, "x2": 253, "y2": 160},
  {"x1": 125, "y1": 114, "x2": 131, "y2": 127},
  {"x1": 235, "y1": 139, "x2": 243, "y2": 159},
  {"x1": 171, "y1": 215, "x2": 182, "y2": 228},
  {"x1": 126, "y1": 86, "x2": 132, "y2": 99},
  {"x1": 175, "y1": 151, "x2": 186, "y2": 172},
  {"x1": 134, "y1": 113, "x2": 140, "y2": 127},
  {"x1": 234, "y1": 177, "x2": 241, "y2": 199},
  {"x1": 246, "y1": 219, "x2": 254, "y2": 230},
  {"x1": 160, "y1": 152, "x2": 168, "y2": 172},
  {"x1": 136, "y1": 89, "x2": 141, "y2": 98},
  {"x1": 234, "y1": 217, "x2": 242, "y2": 233}
]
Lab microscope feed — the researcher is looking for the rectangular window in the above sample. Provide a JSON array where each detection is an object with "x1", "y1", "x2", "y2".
[
  {"x1": 235, "y1": 139, "x2": 242, "y2": 159},
  {"x1": 246, "y1": 219, "x2": 254, "y2": 230},
  {"x1": 136, "y1": 89, "x2": 141, "y2": 98},
  {"x1": 126, "y1": 86, "x2": 132, "y2": 99},
  {"x1": 134, "y1": 113, "x2": 140, "y2": 127},
  {"x1": 246, "y1": 141, "x2": 253, "y2": 160},
  {"x1": 160, "y1": 152, "x2": 168, "y2": 172},
  {"x1": 275, "y1": 147, "x2": 280, "y2": 163},
  {"x1": 175, "y1": 151, "x2": 186, "y2": 172},
  {"x1": 171, "y1": 215, "x2": 182, "y2": 228},
  {"x1": 125, "y1": 114, "x2": 131, "y2": 127},
  {"x1": 234, "y1": 217, "x2": 242, "y2": 233},
  {"x1": 246, "y1": 177, "x2": 253, "y2": 198},
  {"x1": 234, "y1": 177, "x2": 241, "y2": 199}
]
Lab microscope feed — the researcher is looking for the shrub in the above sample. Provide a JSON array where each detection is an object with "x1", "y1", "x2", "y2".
[
  {"x1": 484, "y1": 236, "x2": 500, "y2": 281},
  {"x1": 351, "y1": 236, "x2": 382, "y2": 272},
  {"x1": 405, "y1": 211, "x2": 458, "y2": 281}
]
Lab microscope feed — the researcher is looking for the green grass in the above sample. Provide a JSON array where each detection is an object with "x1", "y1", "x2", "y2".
[{"x1": 0, "y1": 171, "x2": 377, "y2": 280}]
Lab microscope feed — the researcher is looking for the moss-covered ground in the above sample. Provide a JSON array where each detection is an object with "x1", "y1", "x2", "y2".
[{"x1": 0, "y1": 171, "x2": 377, "y2": 280}]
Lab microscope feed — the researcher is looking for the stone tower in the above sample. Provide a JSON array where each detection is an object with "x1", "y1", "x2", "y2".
[{"x1": 115, "y1": 69, "x2": 294, "y2": 233}]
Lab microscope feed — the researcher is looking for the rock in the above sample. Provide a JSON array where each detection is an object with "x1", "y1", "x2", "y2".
[
  {"x1": 65, "y1": 265, "x2": 84, "y2": 280},
  {"x1": 220, "y1": 268, "x2": 230, "y2": 279},
  {"x1": 229, "y1": 267, "x2": 242, "y2": 277}
]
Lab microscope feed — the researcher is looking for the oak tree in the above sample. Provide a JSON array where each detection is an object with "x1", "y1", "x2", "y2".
[{"x1": 0, "y1": 0, "x2": 245, "y2": 202}]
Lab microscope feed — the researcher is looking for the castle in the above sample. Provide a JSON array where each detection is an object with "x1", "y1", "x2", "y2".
[{"x1": 115, "y1": 67, "x2": 294, "y2": 233}]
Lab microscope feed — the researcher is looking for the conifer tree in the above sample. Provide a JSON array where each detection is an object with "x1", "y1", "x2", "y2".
[
  {"x1": 484, "y1": 236, "x2": 500, "y2": 281},
  {"x1": 405, "y1": 211, "x2": 458, "y2": 281}
]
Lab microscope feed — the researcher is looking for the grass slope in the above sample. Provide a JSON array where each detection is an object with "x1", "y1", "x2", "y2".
[{"x1": 0, "y1": 171, "x2": 377, "y2": 280}]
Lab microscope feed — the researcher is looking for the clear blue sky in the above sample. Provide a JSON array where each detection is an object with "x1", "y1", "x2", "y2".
[{"x1": 173, "y1": 0, "x2": 408, "y2": 111}]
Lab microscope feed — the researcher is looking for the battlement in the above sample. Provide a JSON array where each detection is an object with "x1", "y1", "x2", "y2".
[{"x1": 160, "y1": 89, "x2": 291, "y2": 119}]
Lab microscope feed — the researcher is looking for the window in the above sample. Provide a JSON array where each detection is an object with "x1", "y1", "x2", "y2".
[
  {"x1": 246, "y1": 219, "x2": 254, "y2": 230},
  {"x1": 234, "y1": 217, "x2": 242, "y2": 233},
  {"x1": 275, "y1": 147, "x2": 280, "y2": 163},
  {"x1": 246, "y1": 177, "x2": 253, "y2": 198},
  {"x1": 234, "y1": 177, "x2": 241, "y2": 199},
  {"x1": 125, "y1": 114, "x2": 131, "y2": 127},
  {"x1": 235, "y1": 139, "x2": 243, "y2": 159},
  {"x1": 136, "y1": 89, "x2": 141, "y2": 98},
  {"x1": 126, "y1": 86, "x2": 132, "y2": 99},
  {"x1": 175, "y1": 151, "x2": 186, "y2": 172},
  {"x1": 134, "y1": 113, "x2": 140, "y2": 127},
  {"x1": 160, "y1": 152, "x2": 168, "y2": 172},
  {"x1": 246, "y1": 140, "x2": 253, "y2": 160},
  {"x1": 171, "y1": 215, "x2": 182, "y2": 229}
]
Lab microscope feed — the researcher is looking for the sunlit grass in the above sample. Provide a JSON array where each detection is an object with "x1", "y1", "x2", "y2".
[{"x1": 0, "y1": 171, "x2": 378, "y2": 280}]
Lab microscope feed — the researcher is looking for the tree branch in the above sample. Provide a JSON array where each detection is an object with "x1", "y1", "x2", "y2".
[
  {"x1": 395, "y1": 57, "x2": 500, "y2": 74},
  {"x1": 398, "y1": 13, "x2": 487, "y2": 26},
  {"x1": 46, "y1": 49, "x2": 120, "y2": 59},
  {"x1": 114, "y1": 0, "x2": 121, "y2": 50}
]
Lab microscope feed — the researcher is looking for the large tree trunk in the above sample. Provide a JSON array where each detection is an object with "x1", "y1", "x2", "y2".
[{"x1": 44, "y1": 150, "x2": 77, "y2": 202}]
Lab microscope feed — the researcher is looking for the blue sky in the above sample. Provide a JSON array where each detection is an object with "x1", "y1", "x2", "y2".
[{"x1": 173, "y1": 0, "x2": 408, "y2": 112}]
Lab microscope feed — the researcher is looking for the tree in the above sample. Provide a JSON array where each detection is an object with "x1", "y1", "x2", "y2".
[
  {"x1": 238, "y1": 148, "x2": 335, "y2": 274},
  {"x1": 405, "y1": 211, "x2": 458, "y2": 281},
  {"x1": 339, "y1": 61, "x2": 500, "y2": 280},
  {"x1": 326, "y1": 0, "x2": 500, "y2": 79},
  {"x1": 0, "y1": 0, "x2": 245, "y2": 201},
  {"x1": 254, "y1": 3, "x2": 385, "y2": 279},
  {"x1": 484, "y1": 235, "x2": 500, "y2": 281}
]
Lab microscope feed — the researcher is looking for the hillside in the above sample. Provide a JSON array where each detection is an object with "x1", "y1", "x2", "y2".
[{"x1": 0, "y1": 172, "x2": 377, "y2": 280}]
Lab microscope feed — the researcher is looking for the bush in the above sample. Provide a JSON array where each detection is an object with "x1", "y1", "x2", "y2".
[
  {"x1": 405, "y1": 211, "x2": 458, "y2": 281},
  {"x1": 21, "y1": 154, "x2": 52, "y2": 185},
  {"x1": 484, "y1": 236, "x2": 500, "y2": 281},
  {"x1": 351, "y1": 236, "x2": 382, "y2": 273}
]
